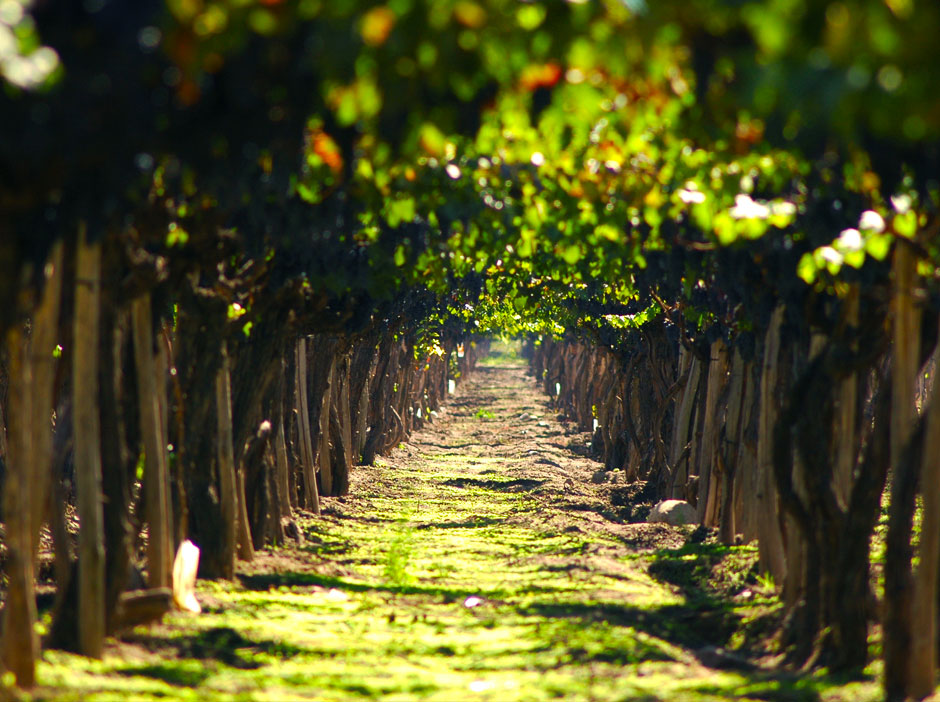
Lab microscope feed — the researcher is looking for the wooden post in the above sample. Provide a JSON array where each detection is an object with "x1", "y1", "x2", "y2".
[
  {"x1": 717, "y1": 349, "x2": 747, "y2": 543},
  {"x1": 295, "y1": 337, "x2": 320, "y2": 513},
  {"x1": 782, "y1": 336, "x2": 825, "y2": 609},
  {"x1": 355, "y1": 364, "x2": 372, "y2": 462},
  {"x1": 156, "y1": 326, "x2": 179, "y2": 546},
  {"x1": 275, "y1": 417, "x2": 293, "y2": 518},
  {"x1": 833, "y1": 285, "x2": 860, "y2": 510},
  {"x1": 4, "y1": 241, "x2": 64, "y2": 688},
  {"x1": 338, "y1": 354, "x2": 353, "y2": 470},
  {"x1": 0, "y1": 375, "x2": 7, "y2": 465},
  {"x1": 887, "y1": 244, "x2": 927, "y2": 697},
  {"x1": 317, "y1": 353, "x2": 336, "y2": 497},
  {"x1": 756, "y1": 306, "x2": 787, "y2": 585},
  {"x1": 73, "y1": 223, "x2": 106, "y2": 658},
  {"x1": 697, "y1": 339, "x2": 728, "y2": 526},
  {"x1": 732, "y1": 362, "x2": 759, "y2": 543},
  {"x1": 132, "y1": 294, "x2": 172, "y2": 588},
  {"x1": 214, "y1": 342, "x2": 237, "y2": 578},
  {"x1": 669, "y1": 343, "x2": 692, "y2": 458},
  {"x1": 275, "y1": 357, "x2": 294, "y2": 518},
  {"x1": 910, "y1": 316, "x2": 940, "y2": 697},
  {"x1": 883, "y1": 240, "x2": 922, "y2": 701},
  {"x1": 235, "y1": 466, "x2": 255, "y2": 562},
  {"x1": 670, "y1": 351, "x2": 701, "y2": 499},
  {"x1": 29, "y1": 241, "x2": 64, "y2": 554},
  {"x1": 1, "y1": 325, "x2": 39, "y2": 686},
  {"x1": 891, "y1": 243, "x2": 919, "y2": 482}
]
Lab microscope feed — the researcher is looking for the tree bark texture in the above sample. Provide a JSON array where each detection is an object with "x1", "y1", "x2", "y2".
[
  {"x1": 132, "y1": 294, "x2": 172, "y2": 588},
  {"x1": 1, "y1": 325, "x2": 39, "y2": 685},
  {"x1": 73, "y1": 225, "x2": 106, "y2": 658},
  {"x1": 214, "y1": 342, "x2": 238, "y2": 579}
]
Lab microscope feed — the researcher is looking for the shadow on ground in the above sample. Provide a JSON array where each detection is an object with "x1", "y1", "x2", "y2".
[{"x1": 441, "y1": 477, "x2": 546, "y2": 491}]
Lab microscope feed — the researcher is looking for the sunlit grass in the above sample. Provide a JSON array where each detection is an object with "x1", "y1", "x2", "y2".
[{"x1": 30, "y1": 348, "x2": 881, "y2": 702}]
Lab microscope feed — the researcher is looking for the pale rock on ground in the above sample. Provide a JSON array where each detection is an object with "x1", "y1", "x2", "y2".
[{"x1": 647, "y1": 499, "x2": 697, "y2": 526}]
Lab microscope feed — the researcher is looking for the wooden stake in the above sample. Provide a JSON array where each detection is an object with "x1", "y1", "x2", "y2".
[
  {"x1": 907, "y1": 324, "x2": 939, "y2": 699},
  {"x1": 669, "y1": 344, "x2": 692, "y2": 461},
  {"x1": 732, "y1": 362, "x2": 759, "y2": 543},
  {"x1": 697, "y1": 339, "x2": 728, "y2": 525},
  {"x1": 73, "y1": 223, "x2": 106, "y2": 658},
  {"x1": 28, "y1": 241, "x2": 64, "y2": 552},
  {"x1": 156, "y1": 326, "x2": 179, "y2": 547},
  {"x1": 891, "y1": 243, "x2": 920, "y2": 478},
  {"x1": 132, "y1": 294, "x2": 172, "y2": 588},
  {"x1": 354, "y1": 363, "x2": 372, "y2": 462},
  {"x1": 295, "y1": 337, "x2": 320, "y2": 513},
  {"x1": 910, "y1": 322, "x2": 940, "y2": 696},
  {"x1": 317, "y1": 353, "x2": 336, "y2": 497},
  {"x1": 338, "y1": 355, "x2": 353, "y2": 470},
  {"x1": 756, "y1": 306, "x2": 787, "y2": 585},
  {"x1": 275, "y1": 359, "x2": 294, "y2": 518},
  {"x1": 0, "y1": 373, "x2": 7, "y2": 465},
  {"x1": 670, "y1": 352, "x2": 701, "y2": 499},
  {"x1": 718, "y1": 350, "x2": 747, "y2": 544},
  {"x1": 214, "y1": 342, "x2": 237, "y2": 578},
  {"x1": 833, "y1": 285, "x2": 860, "y2": 510},
  {"x1": 1, "y1": 325, "x2": 39, "y2": 686},
  {"x1": 235, "y1": 466, "x2": 255, "y2": 562}
]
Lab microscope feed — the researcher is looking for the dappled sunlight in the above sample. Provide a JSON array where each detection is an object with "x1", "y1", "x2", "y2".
[{"x1": 34, "y1": 353, "x2": 880, "y2": 702}]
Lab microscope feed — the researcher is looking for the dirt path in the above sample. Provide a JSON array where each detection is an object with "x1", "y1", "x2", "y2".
[{"x1": 34, "y1": 347, "x2": 877, "y2": 701}]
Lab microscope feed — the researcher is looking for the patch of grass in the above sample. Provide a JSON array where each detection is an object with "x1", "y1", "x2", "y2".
[
  {"x1": 645, "y1": 540, "x2": 781, "y2": 654},
  {"x1": 477, "y1": 339, "x2": 524, "y2": 367},
  {"x1": 383, "y1": 524, "x2": 416, "y2": 586},
  {"x1": 116, "y1": 661, "x2": 213, "y2": 687},
  {"x1": 474, "y1": 408, "x2": 496, "y2": 419}
]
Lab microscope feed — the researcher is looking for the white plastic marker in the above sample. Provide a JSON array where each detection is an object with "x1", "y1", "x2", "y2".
[{"x1": 172, "y1": 540, "x2": 201, "y2": 613}]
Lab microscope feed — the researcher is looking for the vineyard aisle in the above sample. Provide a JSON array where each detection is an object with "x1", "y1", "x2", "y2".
[{"x1": 36, "y1": 347, "x2": 878, "y2": 702}]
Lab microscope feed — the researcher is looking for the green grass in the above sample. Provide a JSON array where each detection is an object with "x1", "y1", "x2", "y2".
[
  {"x1": 28, "y1": 349, "x2": 882, "y2": 702},
  {"x1": 30, "y1": 481, "x2": 881, "y2": 702},
  {"x1": 476, "y1": 338, "x2": 524, "y2": 368}
]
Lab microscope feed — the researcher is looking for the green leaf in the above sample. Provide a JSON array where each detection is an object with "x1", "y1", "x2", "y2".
[
  {"x1": 894, "y1": 210, "x2": 917, "y2": 238},
  {"x1": 394, "y1": 245, "x2": 407, "y2": 267},
  {"x1": 643, "y1": 207, "x2": 662, "y2": 230},
  {"x1": 517, "y1": 4, "x2": 546, "y2": 30},
  {"x1": 561, "y1": 245, "x2": 581, "y2": 264},
  {"x1": 166, "y1": 223, "x2": 189, "y2": 247},
  {"x1": 865, "y1": 233, "x2": 893, "y2": 261},
  {"x1": 387, "y1": 197, "x2": 416, "y2": 227},
  {"x1": 797, "y1": 252, "x2": 818, "y2": 284},
  {"x1": 595, "y1": 223, "x2": 620, "y2": 241},
  {"x1": 713, "y1": 211, "x2": 737, "y2": 246},
  {"x1": 844, "y1": 250, "x2": 866, "y2": 269}
]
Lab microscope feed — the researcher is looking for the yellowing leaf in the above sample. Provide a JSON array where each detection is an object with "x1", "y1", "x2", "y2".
[
  {"x1": 419, "y1": 123, "x2": 446, "y2": 157},
  {"x1": 454, "y1": 1, "x2": 487, "y2": 28},
  {"x1": 361, "y1": 6, "x2": 396, "y2": 47}
]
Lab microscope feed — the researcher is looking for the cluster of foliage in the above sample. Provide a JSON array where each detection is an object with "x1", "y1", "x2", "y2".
[{"x1": 3, "y1": 0, "x2": 938, "y2": 347}]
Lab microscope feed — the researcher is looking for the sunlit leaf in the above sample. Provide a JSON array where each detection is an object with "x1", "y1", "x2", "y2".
[{"x1": 361, "y1": 6, "x2": 396, "y2": 47}]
